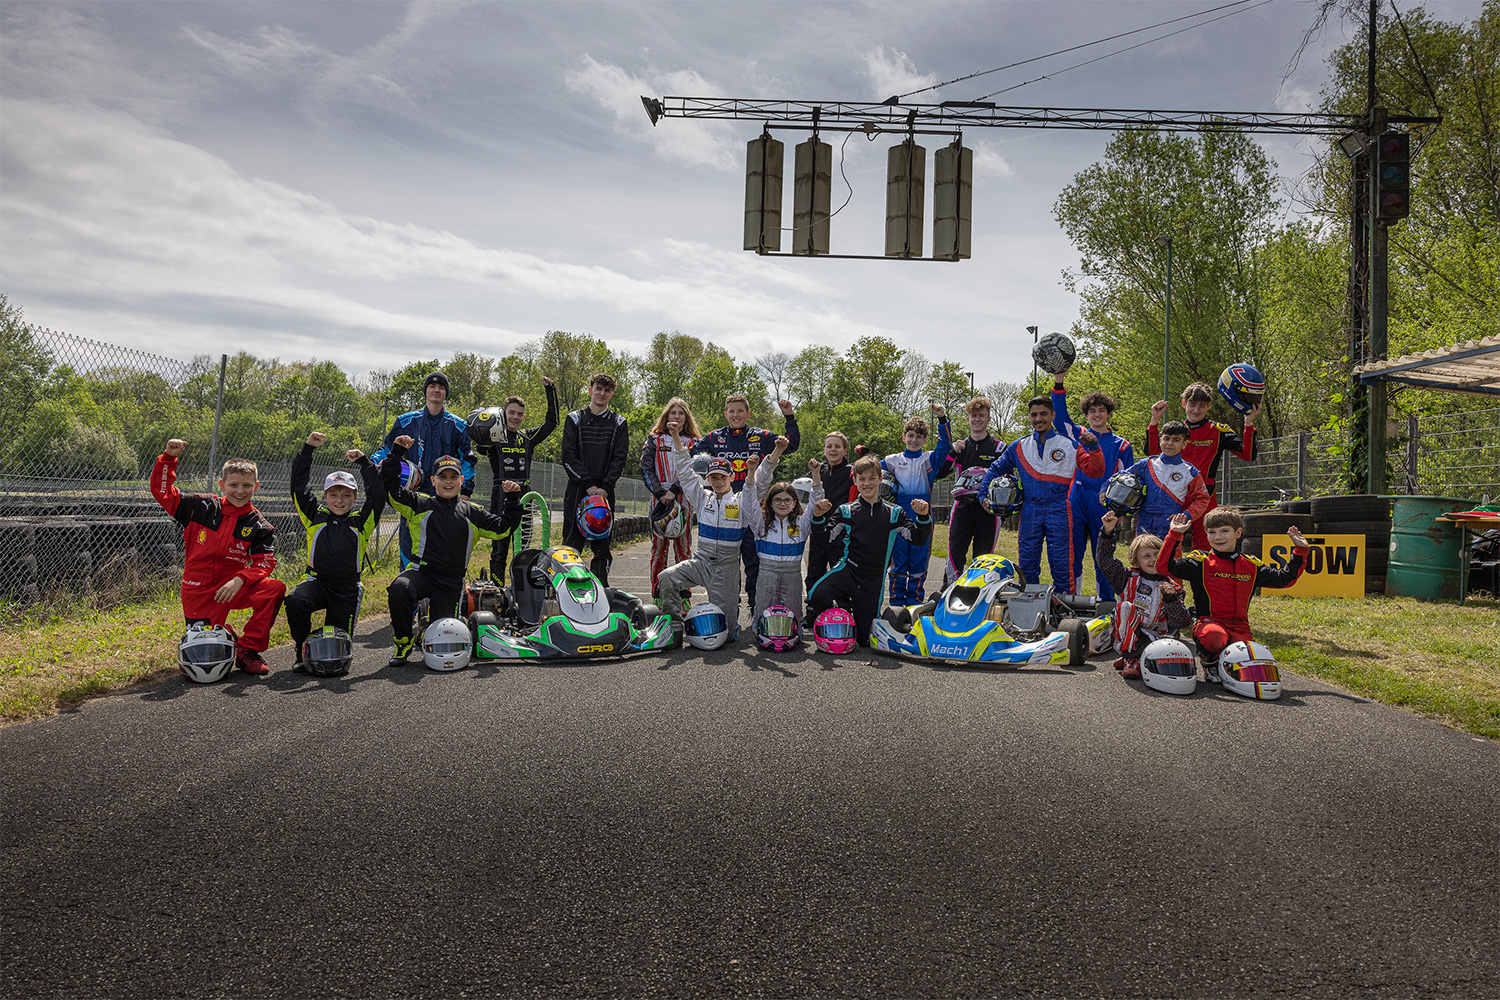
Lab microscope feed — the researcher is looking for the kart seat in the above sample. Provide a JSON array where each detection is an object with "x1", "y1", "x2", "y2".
[{"x1": 509, "y1": 548, "x2": 550, "y2": 626}]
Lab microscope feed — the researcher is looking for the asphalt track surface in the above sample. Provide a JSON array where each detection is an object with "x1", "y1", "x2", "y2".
[{"x1": 3, "y1": 542, "x2": 1497, "y2": 999}]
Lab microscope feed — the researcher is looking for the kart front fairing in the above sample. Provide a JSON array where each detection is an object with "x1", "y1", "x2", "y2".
[
  {"x1": 870, "y1": 553, "x2": 1103, "y2": 666},
  {"x1": 472, "y1": 545, "x2": 675, "y2": 660}
]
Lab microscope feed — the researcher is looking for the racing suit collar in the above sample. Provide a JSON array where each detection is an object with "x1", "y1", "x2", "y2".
[
  {"x1": 1185, "y1": 416, "x2": 1211, "y2": 430},
  {"x1": 902, "y1": 448, "x2": 922, "y2": 458}
]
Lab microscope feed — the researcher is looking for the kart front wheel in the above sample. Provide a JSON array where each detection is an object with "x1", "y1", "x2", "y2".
[{"x1": 1059, "y1": 618, "x2": 1089, "y2": 666}]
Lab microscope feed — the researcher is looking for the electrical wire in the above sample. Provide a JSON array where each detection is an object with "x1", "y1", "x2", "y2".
[
  {"x1": 894, "y1": 0, "x2": 1257, "y2": 101},
  {"x1": 973, "y1": 0, "x2": 1276, "y2": 101},
  {"x1": 771, "y1": 129, "x2": 860, "y2": 240}
]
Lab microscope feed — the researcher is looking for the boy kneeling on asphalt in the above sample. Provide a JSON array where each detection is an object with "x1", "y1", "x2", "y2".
[
  {"x1": 381, "y1": 434, "x2": 522, "y2": 666},
  {"x1": 284, "y1": 432, "x2": 386, "y2": 671},
  {"x1": 807, "y1": 454, "x2": 932, "y2": 649},
  {"x1": 1158, "y1": 507, "x2": 1309, "y2": 682},
  {"x1": 151, "y1": 439, "x2": 285, "y2": 675}
]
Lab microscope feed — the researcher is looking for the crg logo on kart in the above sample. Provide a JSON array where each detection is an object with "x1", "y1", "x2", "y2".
[{"x1": 576, "y1": 643, "x2": 615, "y2": 653}]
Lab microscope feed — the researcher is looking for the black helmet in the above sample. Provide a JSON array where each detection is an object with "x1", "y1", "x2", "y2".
[
  {"x1": 466, "y1": 407, "x2": 503, "y2": 449},
  {"x1": 986, "y1": 474, "x2": 1023, "y2": 516},
  {"x1": 302, "y1": 626, "x2": 353, "y2": 677},
  {"x1": 1099, "y1": 471, "x2": 1147, "y2": 517},
  {"x1": 1032, "y1": 332, "x2": 1077, "y2": 375},
  {"x1": 879, "y1": 470, "x2": 897, "y2": 503}
]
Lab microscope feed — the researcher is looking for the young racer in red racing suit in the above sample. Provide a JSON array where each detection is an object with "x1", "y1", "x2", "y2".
[
  {"x1": 1147, "y1": 382, "x2": 1260, "y2": 550},
  {"x1": 151, "y1": 443, "x2": 286, "y2": 675},
  {"x1": 641, "y1": 397, "x2": 700, "y2": 597},
  {"x1": 1097, "y1": 513, "x2": 1190, "y2": 678},
  {"x1": 1157, "y1": 507, "x2": 1309, "y2": 677}
]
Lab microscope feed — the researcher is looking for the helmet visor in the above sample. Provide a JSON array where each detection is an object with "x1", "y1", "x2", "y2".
[
  {"x1": 1148, "y1": 655, "x2": 1197, "y2": 678},
  {"x1": 424, "y1": 641, "x2": 470, "y2": 654},
  {"x1": 1229, "y1": 660, "x2": 1279, "y2": 683},
  {"x1": 181, "y1": 640, "x2": 235, "y2": 665},
  {"x1": 304, "y1": 634, "x2": 351, "y2": 663},
  {"x1": 686, "y1": 613, "x2": 728, "y2": 636},
  {"x1": 1101, "y1": 478, "x2": 1143, "y2": 512},
  {"x1": 759, "y1": 616, "x2": 796, "y2": 638},
  {"x1": 816, "y1": 620, "x2": 855, "y2": 640}
]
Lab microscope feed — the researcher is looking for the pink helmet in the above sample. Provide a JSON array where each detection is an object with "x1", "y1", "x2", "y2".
[
  {"x1": 812, "y1": 607, "x2": 858, "y2": 654},
  {"x1": 754, "y1": 605, "x2": 801, "y2": 652}
]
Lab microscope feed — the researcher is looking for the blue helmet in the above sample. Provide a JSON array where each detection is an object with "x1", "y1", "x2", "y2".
[
  {"x1": 577, "y1": 495, "x2": 612, "y2": 540},
  {"x1": 1217, "y1": 362, "x2": 1265, "y2": 415}
]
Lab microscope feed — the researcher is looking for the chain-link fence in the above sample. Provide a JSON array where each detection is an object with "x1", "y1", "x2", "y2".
[
  {"x1": 0, "y1": 328, "x2": 647, "y2": 609},
  {"x1": 1222, "y1": 407, "x2": 1500, "y2": 508}
]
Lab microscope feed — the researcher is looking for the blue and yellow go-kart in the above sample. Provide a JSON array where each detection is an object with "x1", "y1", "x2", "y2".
[
  {"x1": 462, "y1": 493, "x2": 675, "y2": 661},
  {"x1": 871, "y1": 554, "x2": 1114, "y2": 667}
]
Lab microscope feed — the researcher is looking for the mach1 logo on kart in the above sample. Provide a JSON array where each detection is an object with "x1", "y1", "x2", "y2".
[
  {"x1": 576, "y1": 644, "x2": 615, "y2": 653},
  {"x1": 931, "y1": 644, "x2": 968, "y2": 656}
]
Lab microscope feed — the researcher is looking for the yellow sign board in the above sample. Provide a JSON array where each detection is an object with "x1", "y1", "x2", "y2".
[{"x1": 1260, "y1": 534, "x2": 1370, "y2": 598}]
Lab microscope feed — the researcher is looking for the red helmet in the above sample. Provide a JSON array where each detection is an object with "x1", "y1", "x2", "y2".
[{"x1": 578, "y1": 495, "x2": 612, "y2": 540}]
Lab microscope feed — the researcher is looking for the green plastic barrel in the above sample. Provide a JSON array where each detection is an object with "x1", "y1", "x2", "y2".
[{"x1": 1385, "y1": 496, "x2": 1471, "y2": 602}]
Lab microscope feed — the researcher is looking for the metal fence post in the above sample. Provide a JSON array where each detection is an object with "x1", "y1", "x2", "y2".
[
  {"x1": 206, "y1": 353, "x2": 228, "y2": 490},
  {"x1": 1406, "y1": 414, "x2": 1419, "y2": 494},
  {"x1": 1296, "y1": 432, "x2": 1308, "y2": 498},
  {"x1": 1221, "y1": 454, "x2": 1232, "y2": 506}
]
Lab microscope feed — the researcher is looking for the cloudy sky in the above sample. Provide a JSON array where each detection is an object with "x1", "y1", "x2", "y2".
[{"x1": 0, "y1": 1, "x2": 1476, "y2": 386}]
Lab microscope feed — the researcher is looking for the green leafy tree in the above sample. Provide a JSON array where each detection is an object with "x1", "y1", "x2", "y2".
[
  {"x1": 0, "y1": 295, "x2": 54, "y2": 435},
  {"x1": 787, "y1": 344, "x2": 839, "y2": 414},
  {"x1": 825, "y1": 401, "x2": 904, "y2": 458},
  {"x1": 925, "y1": 360, "x2": 975, "y2": 417},
  {"x1": 640, "y1": 332, "x2": 706, "y2": 408},
  {"x1": 830, "y1": 336, "x2": 905, "y2": 407}
]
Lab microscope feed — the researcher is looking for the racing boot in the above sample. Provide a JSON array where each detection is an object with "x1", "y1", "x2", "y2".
[
  {"x1": 1120, "y1": 658, "x2": 1141, "y2": 679},
  {"x1": 388, "y1": 636, "x2": 415, "y2": 667}
]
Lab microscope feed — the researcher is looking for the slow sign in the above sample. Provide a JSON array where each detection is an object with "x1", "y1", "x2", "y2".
[{"x1": 1260, "y1": 533, "x2": 1367, "y2": 598}]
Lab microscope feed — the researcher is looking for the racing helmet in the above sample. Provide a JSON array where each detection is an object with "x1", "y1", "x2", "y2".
[
  {"x1": 577, "y1": 495, "x2": 612, "y2": 540},
  {"x1": 690, "y1": 454, "x2": 712, "y2": 478},
  {"x1": 1032, "y1": 331, "x2": 1077, "y2": 375},
  {"x1": 1217, "y1": 362, "x2": 1266, "y2": 415},
  {"x1": 651, "y1": 500, "x2": 687, "y2": 539},
  {"x1": 986, "y1": 474, "x2": 1023, "y2": 516},
  {"x1": 754, "y1": 605, "x2": 801, "y2": 652},
  {"x1": 178, "y1": 623, "x2": 237, "y2": 684},
  {"x1": 1099, "y1": 471, "x2": 1148, "y2": 517},
  {"x1": 812, "y1": 607, "x2": 858, "y2": 654},
  {"x1": 302, "y1": 626, "x2": 353, "y2": 678},
  {"x1": 398, "y1": 460, "x2": 422, "y2": 490},
  {"x1": 1140, "y1": 637, "x2": 1198, "y2": 696},
  {"x1": 422, "y1": 618, "x2": 473, "y2": 672},
  {"x1": 791, "y1": 477, "x2": 816, "y2": 506},
  {"x1": 683, "y1": 603, "x2": 730, "y2": 650},
  {"x1": 952, "y1": 466, "x2": 987, "y2": 500},
  {"x1": 879, "y1": 470, "x2": 897, "y2": 503},
  {"x1": 1219, "y1": 640, "x2": 1281, "y2": 700},
  {"x1": 466, "y1": 407, "x2": 503, "y2": 449}
]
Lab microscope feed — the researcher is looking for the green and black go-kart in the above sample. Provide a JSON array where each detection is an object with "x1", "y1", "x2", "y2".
[{"x1": 462, "y1": 493, "x2": 675, "y2": 661}]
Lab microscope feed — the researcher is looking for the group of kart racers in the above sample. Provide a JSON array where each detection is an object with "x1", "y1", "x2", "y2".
[{"x1": 158, "y1": 354, "x2": 1308, "y2": 696}]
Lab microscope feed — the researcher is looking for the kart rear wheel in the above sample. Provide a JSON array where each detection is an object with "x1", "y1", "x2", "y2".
[
  {"x1": 1059, "y1": 618, "x2": 1089, "y2": 665},
  {"x1": 881, "y1": 606, "x2": 914, "y2": 633},
  {"x1": 467, "y1": 611, "x2": 499, "y2": 653}
]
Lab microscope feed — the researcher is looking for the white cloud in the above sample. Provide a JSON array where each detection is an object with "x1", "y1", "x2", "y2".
[
  {"x1": 969, "y1": 138, "x2": 1015, "y2": 180},
  {"x1": 0, "y1": 97, "x2": 892, "y2": 370},
  {"x1": 180, "y1": 23, "x2": 330, "y2": 83},
  {"x1": 862, "y1": 45, "x2": 936, "y2": 102},
  {"x1": 564, "y1": 55, "x2": 741, "y2": 172}
]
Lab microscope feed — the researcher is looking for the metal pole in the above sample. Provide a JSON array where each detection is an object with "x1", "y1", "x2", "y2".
[
  {"x1": 206, "y1": 353, "x2": 227, "y2": 491},
  {"x1": 1296, "y1": 431, "x2": 1309, "y2": 498},
  {"x1": 1163, "y1": 236, "x2": 1173, "y2": 404},
  {"x1": 1406, "y1": 413, "x2": 1419, "y2": 494},
  {"x1": 1368, "y1": 107, "x2": 1389, "y2": 495},
  {"x1": 1027, "y1": 325, "x2": 1038, "y2": 396}
]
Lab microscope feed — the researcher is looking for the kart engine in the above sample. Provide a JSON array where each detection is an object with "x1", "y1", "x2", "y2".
[{"x1": 464, "y1": 578, "x2": 508, "y2": 617}]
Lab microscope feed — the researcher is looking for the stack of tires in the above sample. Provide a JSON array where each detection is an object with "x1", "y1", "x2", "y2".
[
  {"x1": 86, "y1": 517, "x2": 142, "y2": 593},
  {"x1": 0, "y1": 520, "x2": 40, "y2": 605},
  {"x1": 1310, "y1": 494, "x2": 1391, "y2": 593},
  {"x1": 34, "y1": 517, "x2": 93, "y2": 593},
  {"x1": 1239, "y1": 505, "x2": 1316, "y2": 562},
  {"x1": 138, "y1": 517, "x2": 184, "y2": 581}
]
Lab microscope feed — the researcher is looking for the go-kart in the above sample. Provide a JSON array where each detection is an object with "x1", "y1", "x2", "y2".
[
  {"x1": 871, "y1": 554, "x2": 1114, "y2": 667},
  {"x1": 462, "y1": 493, "x2": 675, "y2": 661}
]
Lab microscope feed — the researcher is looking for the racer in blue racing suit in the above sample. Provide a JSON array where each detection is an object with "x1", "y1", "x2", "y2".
[
  {"x1": 880, "y1": 406, "x2": 950, "y2": 605},
  {"x1": 1052, "y1": 375, "x2": 1134, "y2": 601},
  {"x1": 370, "y1": 372, "x2": 476, "y2": 567},
  {"x1": 979, "y1": 395, "x2": 1104, "y2": 593}
]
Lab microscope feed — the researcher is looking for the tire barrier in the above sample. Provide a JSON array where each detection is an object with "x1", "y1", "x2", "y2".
[{"x1": 35, "y1": 520, "x2": 93, "y2": 589}]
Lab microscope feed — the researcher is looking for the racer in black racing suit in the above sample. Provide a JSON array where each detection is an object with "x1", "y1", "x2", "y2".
[{"x1": 483, "y1": 378, "x2": 558, "y2": 583}]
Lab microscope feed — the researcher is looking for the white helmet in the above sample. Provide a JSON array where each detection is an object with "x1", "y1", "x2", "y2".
[
  {"x1": 683, "y1": 602, "x2": 730, "y2": 650},
  {"x1": 1219, "y1": 640, "x2": 1281, "y2": 700},
  {"x1": 422, "y1": 618, "x2": 473, "y2": 672},
  {"x1": 1140, "y1": 637, "x2": 1198, "y2": 696},
  {"x1": 651, "y1": 501, "x2": 687, "y2": 539},
  {"x1": 179, "y1": 623, "x2": 237, "y2": 684},
  {"x1": 791, "y1": 477, "x2": 816, "y2": 506}
]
